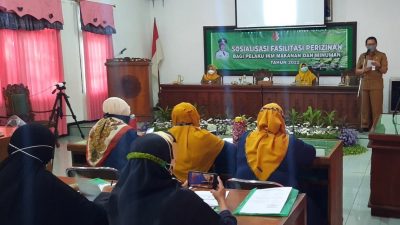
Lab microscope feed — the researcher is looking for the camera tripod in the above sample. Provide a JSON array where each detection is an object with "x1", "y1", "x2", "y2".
[{"x1": 48, "y1": 82, "x2": 84, "y2": 140}]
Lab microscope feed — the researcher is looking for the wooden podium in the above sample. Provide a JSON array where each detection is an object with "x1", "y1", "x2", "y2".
[
  {"x1": 368, "y1": 114, "x2": 400, "y2": 217},
  {"x1": 105, "y1": 58, "x2": 153, "y2": 122}
]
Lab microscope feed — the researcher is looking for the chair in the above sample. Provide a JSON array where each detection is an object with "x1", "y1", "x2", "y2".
[
  {"x1": 226, "y1": 178, "x2": 283, "y2": 190},
  {"x1": 253, "y1": 69, "x2": 273, "y2": 85},
  {"x1": 308, "y1": 67, "x2": 320, "y2": 85},
  {"x1": 341, "y1": 69, "x2": 359, "y2": 86},
  {"x1": 2, "y1": 84, "x2": 54, "y2": 126},
  {"x1": 66, "y1": 167, "x2": 119, "y2": 180}
]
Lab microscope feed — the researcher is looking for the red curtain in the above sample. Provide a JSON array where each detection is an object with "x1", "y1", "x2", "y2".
[
  {"x1": 0, "y1": 28, "x2": 66, "y2": 134},
  {"x1": 83, "y1": 31, "x2": 113, "y2": 120}
]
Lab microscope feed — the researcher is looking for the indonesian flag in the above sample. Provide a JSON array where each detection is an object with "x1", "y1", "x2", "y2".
[{"x1": 151, "y1": 19, "x2": 163, "y2": 77}]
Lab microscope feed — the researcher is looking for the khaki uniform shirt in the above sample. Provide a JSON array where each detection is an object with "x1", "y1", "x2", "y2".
[{"x1": 356, "y1": 50, "x2": 388, "y2": 90}]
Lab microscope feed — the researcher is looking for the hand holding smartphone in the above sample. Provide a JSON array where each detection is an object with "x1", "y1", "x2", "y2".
[{"x1": 188, "y1": 171, "x2": 218, "y2": 189}]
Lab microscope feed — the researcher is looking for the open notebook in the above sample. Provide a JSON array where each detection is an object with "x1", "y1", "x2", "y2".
[{"x1": 234, "y1": 187, "x2": 299, "y2": 217}]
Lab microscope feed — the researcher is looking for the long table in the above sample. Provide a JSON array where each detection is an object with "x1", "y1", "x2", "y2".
[
  {"x1": 158, "y1": 84, "x2": 360, "y2": 127},
  {"x1": 368, "y1": 114, "x2": 400, "y2": 217},
  {"x1": 59, "y1": 176, "x2": 307, "y2": 225},
  {"x1": 67, "y1": 138, "x2": 343, "y2": 225}
]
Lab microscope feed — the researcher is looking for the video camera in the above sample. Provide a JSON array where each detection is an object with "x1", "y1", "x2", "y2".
[{"x1": 52, "y1": 82, "x2": 66, "y2": 94}]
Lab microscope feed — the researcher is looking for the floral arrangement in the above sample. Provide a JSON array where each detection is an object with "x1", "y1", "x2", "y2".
[
  {"x1": 232, "y1": 116, "x2": 247, "y2": 144},
  {"x1": 339, "y1": 128, "x2": 358, "y2": 147}
]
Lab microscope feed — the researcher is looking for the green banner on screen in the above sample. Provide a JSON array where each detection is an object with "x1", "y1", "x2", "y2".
[{"x1": 204, "y1": 23, "x2": 356, "y2": 76}]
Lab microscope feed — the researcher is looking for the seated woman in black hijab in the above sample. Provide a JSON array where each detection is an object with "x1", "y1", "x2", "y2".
[
  {"x1": 106, "y1": 132, "x2": 237, "y2": 225},
  {"x1": 0, "y1": 124, "x2": 108, "y2": 225}
]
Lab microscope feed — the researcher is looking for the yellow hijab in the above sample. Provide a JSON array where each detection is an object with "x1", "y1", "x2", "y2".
[
  {"x1": 203, "y1": 65, "x2": 220, "y2": 81},
  {"x1": 295, "y1": 63, "x2": 316, "y2": 86},
  {"x1": 245, "y1": 103, "x2": 289, "y2": 180},
  {"x1": 169, "y1": 102, "x2": 224, "y2": 181}
]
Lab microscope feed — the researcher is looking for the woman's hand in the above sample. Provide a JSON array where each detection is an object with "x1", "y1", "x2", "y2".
[
  {"x1": 211, "y1": 176, "x2": 228, "y2": 211},
  {"x1": 181, "y1": 180, "x2": 188, "y2": 189}
]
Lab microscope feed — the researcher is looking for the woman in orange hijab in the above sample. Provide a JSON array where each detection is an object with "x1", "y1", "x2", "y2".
[
  {"x1": 168, "y1": 102, "x2": 236, "y2": 182},
  {"x1": 235, "y1": 103, "x2": 325, "y2": 225},
  {"x1": 235, "y1": 103, "x2": 316, "y2": 186},
  {"x1": 201, "y1": 64, "x2": 222, "y2": 85},
  {"x1": 295, "y1": 63, "x2": 317, "y2": 86}
]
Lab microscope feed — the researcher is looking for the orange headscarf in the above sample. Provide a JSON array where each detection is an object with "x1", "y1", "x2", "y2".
[
  {"x1": 169, "y1": 102, "x2": 224, "y2": 181},
  {"x1": 245, "y1": 103, "x2": 289, "y2": 180},
  {"x1": 295, "y1": 63, "x2": 316, "y2": 86},
  {"x1": 203, "y1": 65, "x2": 220, "y2": 81}
]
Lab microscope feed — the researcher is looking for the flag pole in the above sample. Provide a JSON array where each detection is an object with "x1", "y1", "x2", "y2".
[{"x1": 158, "y1": 70, "x2": 161, "y2": 92}]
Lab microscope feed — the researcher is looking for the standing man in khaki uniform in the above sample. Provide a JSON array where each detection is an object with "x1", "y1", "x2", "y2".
[{"x1": 356, "y1": 37, "x2": 388, "y2": 132}]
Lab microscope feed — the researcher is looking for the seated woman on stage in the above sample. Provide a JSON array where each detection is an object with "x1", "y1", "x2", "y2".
[
  {"x1": 168, "y1": 102, "x2": 236, "y2": 182},
  {"x1": 0, "y1": 124, "x2": 108, "y2": 225},
  {"x1": 201, "y1": 64, "x2": 222, "y2": 85},
  {"x1": 87, "y1": 97, "x2": 138, "y2": 171},
  {"x1": 235, "y1": 103, "x2": 326, "y2": 225},
  {"x1": 294, "y1": 63, "x2": 317, "y2": 86},
  {"x1": 106, "y1": 132, "x2": 237, "y2": 225}
]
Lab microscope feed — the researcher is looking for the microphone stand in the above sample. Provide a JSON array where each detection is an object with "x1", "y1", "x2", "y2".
[
  {"x1": 358, "y1": 50, "x2": 369, "y2": 97},
  {"x1": 358, "y1": 50, "x2": 369, "y2": 131}
]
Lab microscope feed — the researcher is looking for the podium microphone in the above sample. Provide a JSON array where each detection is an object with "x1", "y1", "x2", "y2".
[
  {"x1": 365, "y1": 49, "x2": 370, "y2": 59},
  {"x1": 116, "y1": 48, "x2": 127, "y2": 57}
]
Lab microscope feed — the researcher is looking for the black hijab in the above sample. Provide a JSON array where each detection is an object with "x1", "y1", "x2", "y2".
[
  {"x1": 0, "y1": 124, "x2": 108, "y2": 225},
  {"x1": 106, "y1": 132, "x2": 221, "y2": 225}
]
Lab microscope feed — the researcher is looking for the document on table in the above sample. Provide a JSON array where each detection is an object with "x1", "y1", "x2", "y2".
[
  {"x1": 315, "y1": 148, "x2": 326, "y2": 157},
  {"x1": 77, "y1": 177, "x2": 110, "y2": 201},
  {"x1": 238, "y1": 187, "x2": 292, "y2": 214},
  {"x1": 195, "y1": 191, "x2": 229, "y2": 207}
]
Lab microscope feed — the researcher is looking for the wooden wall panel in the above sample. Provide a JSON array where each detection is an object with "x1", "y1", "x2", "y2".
[{"x1": 159, "y1": 84, "x2": 360, "y2": 127}]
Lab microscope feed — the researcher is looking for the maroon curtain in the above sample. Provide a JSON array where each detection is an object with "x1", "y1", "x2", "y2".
[
  {"x1": 83, "y1": 31, "x2": 114, "y2": 120},
  {"x1": 0, "y1": 29, "x2": 67, "y2": 134}
]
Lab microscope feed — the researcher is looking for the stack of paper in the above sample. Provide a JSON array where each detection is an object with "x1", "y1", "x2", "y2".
[
  {"x1": 234, "y1": 187, "x2": 298, "y2": 216},
  {"x1": 195, "y1": 191, "x2": 229, "y2": 207}
]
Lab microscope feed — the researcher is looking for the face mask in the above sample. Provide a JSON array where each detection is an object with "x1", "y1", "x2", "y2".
[
  {"x1": 367, "y1": 45, "x2": 376, "y2": 52},
  {"x1": 208, "y1": 70, "x2": 215, "y2": 74},
  {"x1": 301, "y1": 67, "x2": 308, "y2": 72},
  {"x1": 9, "y1": 143, "x2": 54, "y2": 163}
]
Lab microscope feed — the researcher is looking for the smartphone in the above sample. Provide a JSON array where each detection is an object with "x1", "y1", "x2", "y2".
[{"x1": 188, "y1": 171, "x2": 218, "y2": 189}]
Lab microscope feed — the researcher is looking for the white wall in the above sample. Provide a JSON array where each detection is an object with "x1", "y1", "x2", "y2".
[
  {"x1": 60, "y1": 0, "x2": 86, "y2": 123},
  {"x1": 334, "y1": 0, "x2": 400, "y2": 112},
  {"x1": 112, "y1": 0, "x2": 151, "y2": 58},
  {"x1": 149, "y1": 0, "x2": 236, "y2": 85}
]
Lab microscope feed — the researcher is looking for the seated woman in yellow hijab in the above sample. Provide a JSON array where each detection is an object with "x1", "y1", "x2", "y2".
[
  {"x1": 201, "y1": 64, "x2": 222, "y2": 85},
  {"x1": 168, "y1": 102, "x2": 236, "y2": 182},
  {"x1": 235, "y1": 103, "x2": 325, "y2": 225},
  {"x1": 295, "y1": 63, "x2": 317, "y2": 86}
]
